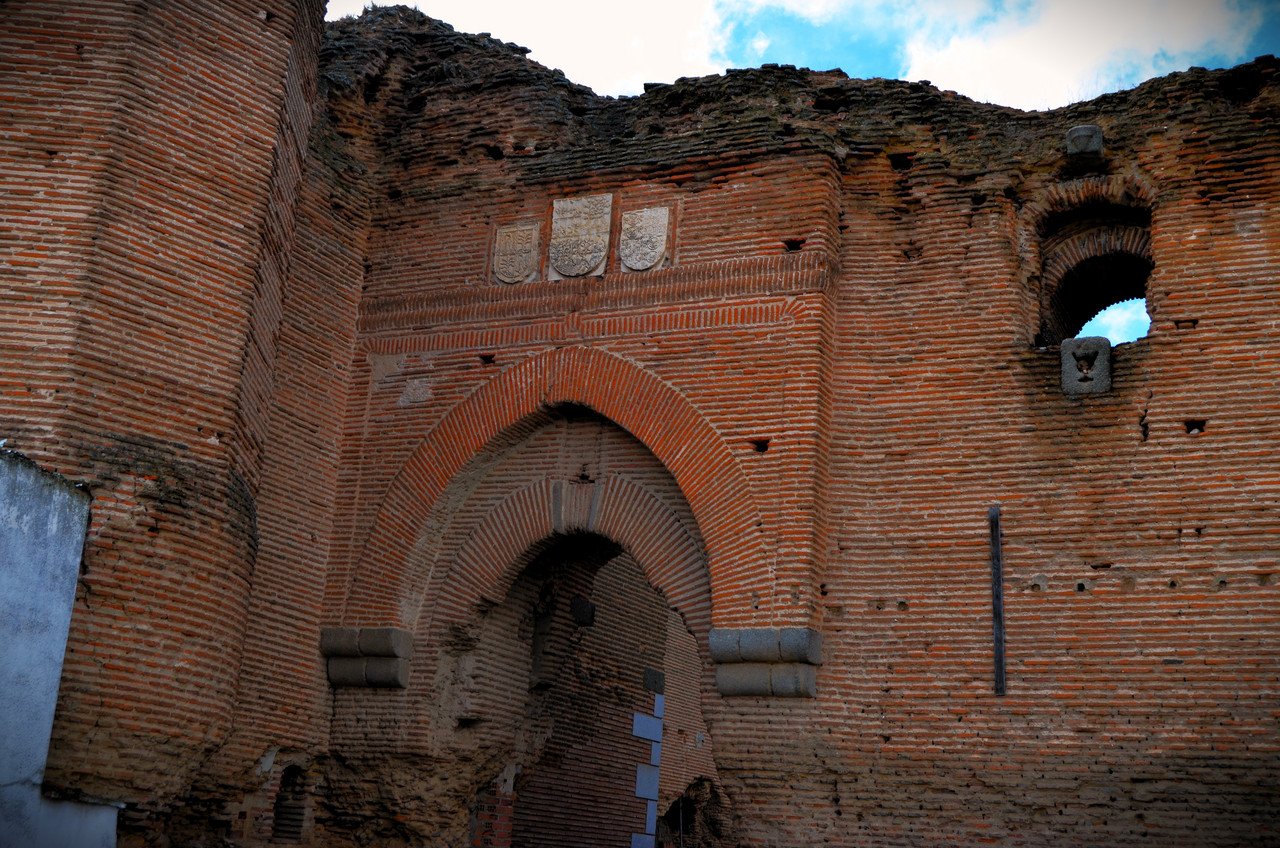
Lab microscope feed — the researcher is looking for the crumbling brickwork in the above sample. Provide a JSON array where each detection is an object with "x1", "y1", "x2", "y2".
[{"x1": 1, "y1": 4, "x2": 1277, "y2": 846}]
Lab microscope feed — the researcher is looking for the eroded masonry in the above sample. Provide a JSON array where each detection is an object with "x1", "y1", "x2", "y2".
[{"x1": 2, "y1": 3, "x2": 1278, "y2": 846}]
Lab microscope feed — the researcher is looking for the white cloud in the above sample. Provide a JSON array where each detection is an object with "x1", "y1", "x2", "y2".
[
  {"x1": 325, "y1": 0, "x2": 728, "y2": 96},
  {"x1": 902, "y1": 0, "x2": 1262, "y2": 109},
  {"x1": 325, "y1": 0, "x2": 1265, "y2": 107}
]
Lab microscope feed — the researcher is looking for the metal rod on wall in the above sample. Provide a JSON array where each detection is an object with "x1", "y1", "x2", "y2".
[{"x1": 988, "y1": 504, "x2": 1007, "y2": 696}]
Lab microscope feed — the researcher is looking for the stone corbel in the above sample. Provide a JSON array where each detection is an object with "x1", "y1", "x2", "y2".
[
  {"x1": 709, "y1": 627, "x2": 822, "y2": 697},
  {"x1": 320, "y1": 626, "x2": 412, "y2": 688}
]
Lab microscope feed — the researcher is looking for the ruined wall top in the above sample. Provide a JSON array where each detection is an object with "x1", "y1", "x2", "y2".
[{"x1": 321, "y1": 5, "x2": 1280, "y2": 188}]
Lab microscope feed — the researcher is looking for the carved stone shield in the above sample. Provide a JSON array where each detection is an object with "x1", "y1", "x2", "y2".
[
  {"x1": 620, "y1": 206, "x2": 669, "y2": 271},
  {"x1": 493, "y1": 223, "x2": 539, "y2": 284},
  {"x1": 549, "y1": 194, "x2": 612, "y2": 277}
]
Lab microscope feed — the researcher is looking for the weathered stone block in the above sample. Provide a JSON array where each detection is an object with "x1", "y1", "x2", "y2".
[
  {"x1": 358, "y1": 626, "x2": 412, "y2": 659},
  {"x1": 707, "y1": 628, "x2": 741, "y2": 663},
  {"x1": 326, "y1": 657, "x2": 367, "y2": 687},
  {"x1": 778, "y1": 627, "x2": 822, "y2": 664},
  {"x1": 363, "y1": 657, "x2": 410, "y2": 688},
  {"x1": 1066, "y1": 124, "x2": 1104, "y2": 155},
  {"x1": 737, "y1": 627, "x2": 781, "y2": 662},
  {"x1": 1061, "y1": 336, "x2": 1112, "y2": 394},
  {"x1": 715, "y1": 663, "x2": 774, "y2": 696},
  {"x1": 319, "y1": 627, "x2": 360, "y2": 658},
  {"x1": 769, "y1": 663, "x2": 818, "y2": 698}
]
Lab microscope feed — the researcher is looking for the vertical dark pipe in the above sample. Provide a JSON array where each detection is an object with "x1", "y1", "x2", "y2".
[{"x1": 989, "y1": 504, "x2": 1007, "y2": 696}]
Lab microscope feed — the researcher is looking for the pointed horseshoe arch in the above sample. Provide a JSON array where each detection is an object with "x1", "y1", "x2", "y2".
[
  {"x1": 422, "y1": 475, "x2": 713, "y2": 651},
  {"x1": 341, "y1": 346, "x2": 773, "y2": 627}
]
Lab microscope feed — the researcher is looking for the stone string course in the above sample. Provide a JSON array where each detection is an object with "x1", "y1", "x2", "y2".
[{"x1": 1, "y1": 3, "x2": 1277, "y2": 846}]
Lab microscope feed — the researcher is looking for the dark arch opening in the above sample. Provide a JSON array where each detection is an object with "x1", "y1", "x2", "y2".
[
  {"x1": 465, "y1": 531, "x2": 720, "y2": 848},
  {"x1": 1044, "y1": 251, "x2": 1153, "y2": 344},
  {"x1": 271, "y1": 765, "x2": 306, "y2": 842}
]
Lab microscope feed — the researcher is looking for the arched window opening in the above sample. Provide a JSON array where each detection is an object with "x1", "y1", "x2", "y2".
[
  {"x1": 1036, "y1": 197, "x2": 1154, "y2": 347},
  {"x1": 1045, "y1": 252, "x2": 1153, "y2": 344},
  {"x1": 272, "y1": 765, "x2": 307, "y2": 843}
]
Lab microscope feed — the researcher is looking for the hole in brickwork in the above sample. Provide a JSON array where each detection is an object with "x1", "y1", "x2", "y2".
[
  {"x1": 749, "y1": 438, "x2": 770, "y2": 453},
  {"x1": 1043, "y1": 202, "x2": 1150, "y2": 235},
  {"x1": 888, "y1": 152, "x2": 915, "y2": 171},
  {"x1": 1168, "y1": 579, "x2": 1179, "y2": 588},
  {"x1": 363, "y1": 71, "x2": 386, "y2": 105},
  {"x1": 1090, "y1": 563, "x2": 1112, "y2": 570},
  {"x1": 1184, "y1": 419, "x2": 1207, "y2": 435},
  {"x1": 480, "y1": 143, "x2": 505, "y2": 160},
  {"x1": 1075, "y1": 581, "x2": 1088, "y2": 592},
  {"x1": 1029, "y1": 575, "x2": 1047, "y2": 591},
  {"x1": 1218, "y1": 64, "x2": 1267, "y2": 104},
  {"x1": 1259, "y1": 573, "x2": 1273, "y2": 586},
  {"x1": 1175, "y1": 318, "x2": 1199, "y2": 330},
  {"x1": 479, "y1": 353, "x2": 496, "y2": 365},
  {"x1": 456, "y1": 716, "x2": 481, "y2": 729},
  {"x1": 569, "y1": 594, "x2": 596, "y2": 627},
  {"x1": 271, "y1": 765, "x2": 306, "y2": 843},
  {"x1": 658, "y1": 779, "x2": 730, "y2": 847},
  {"x1": 782, "y1": 237, "x2": 806, "y2": 252},
  {"x1": 895, "y1": 600, "x2": 908, "y2": 611}
]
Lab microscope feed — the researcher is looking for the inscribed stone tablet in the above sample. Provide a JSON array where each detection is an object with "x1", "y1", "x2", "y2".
[{"x1": 549, "y1": 194, "x2": 612, "y2": 277}]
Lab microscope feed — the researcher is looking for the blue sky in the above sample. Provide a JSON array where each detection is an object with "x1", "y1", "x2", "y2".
[{"x1": 325, "y1": 0, "x2": 1277, "y2": 341}]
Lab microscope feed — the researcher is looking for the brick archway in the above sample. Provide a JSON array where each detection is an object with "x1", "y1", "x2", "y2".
[
  {"x1": 421, "y1": 475, "x2": 713, "y2": 650},
  {"x1": 1015, "y1": 174, "x2": 1158, "y2": 344},
  {"x1": 341, "y1": 345, "x2": 772, "y2": 627}
]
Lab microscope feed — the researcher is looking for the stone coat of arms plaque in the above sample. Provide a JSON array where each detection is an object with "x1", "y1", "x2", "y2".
[
  {"x1": 493, "y1": 223, "x2": 539, "y2": 284},
  {"x1": 549, "y1": 194, "x2": 612, "y2": 277},
  {"x1": 619, "y1": 206, "x2": 670, "y2": 271}
]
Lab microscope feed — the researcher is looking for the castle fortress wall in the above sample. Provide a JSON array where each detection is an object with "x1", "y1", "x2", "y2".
[
  {"x1": 1, "y1": 4, "x2": 1278, "y2": 845},
  {"x1": 313, "y1": 13, "x2": 1279, "y2": 844},
  {"x1": 0, "y1": 0, "x2": 325, "y2": 809}
]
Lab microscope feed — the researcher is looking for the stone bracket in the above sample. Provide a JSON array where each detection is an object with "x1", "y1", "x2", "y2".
[
  {"x1": 709, "y1": 627, "x2": 821, "y2": 697},
  {"x1": 320, "y1": 627, "x2": 412, "y2": 688},
  {"x1": 1061, "y1": 336, "x2": 1112, "y2": 395}
]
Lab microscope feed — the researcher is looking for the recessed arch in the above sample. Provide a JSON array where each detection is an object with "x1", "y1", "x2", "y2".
[
  {"x1": 339, "y1": 345, "x2": 772, "y2": 628},
  {"x1": 1019, "y1": 175, "x2": 1157, "y2": 346},
  {"x1": 421, "y1": 475, "x2": 713, "y2": 650}
]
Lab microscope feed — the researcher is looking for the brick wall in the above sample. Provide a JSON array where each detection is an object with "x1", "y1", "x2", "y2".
[
  {"x1": 0, "y1": 0, "x2": 324, "y2": 820},
  {"x1": 312, "y1": 14, "x2": 1278, "y2": 846},
  {"x1": 3, "y1": 5, "x2": 1277, "y2": 845}
]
